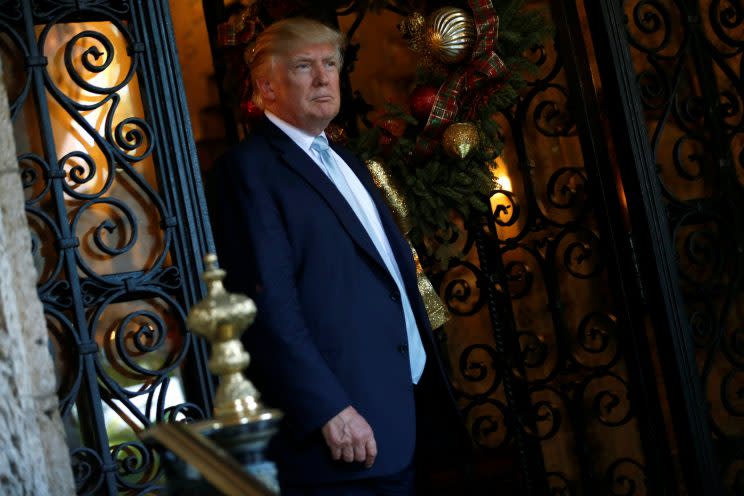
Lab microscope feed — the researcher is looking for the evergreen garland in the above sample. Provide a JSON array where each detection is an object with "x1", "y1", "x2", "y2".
[{"x1": 350, "y1": 0, "x2": 552, "y2": 243}]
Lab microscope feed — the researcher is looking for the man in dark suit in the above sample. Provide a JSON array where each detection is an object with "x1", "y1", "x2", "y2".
[{"x1": 213, "y1": 17, "x2": 466, "y2": 495}]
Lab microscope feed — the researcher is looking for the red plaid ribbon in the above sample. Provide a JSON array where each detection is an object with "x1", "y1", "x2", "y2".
[{"x1": 414, "y1": 0, "x2": 507, "y2": 158}]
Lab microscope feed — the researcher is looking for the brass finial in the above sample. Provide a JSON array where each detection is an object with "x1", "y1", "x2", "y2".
[{"x1": 187, "y1": 254, "x2": 281, "y2": 424}]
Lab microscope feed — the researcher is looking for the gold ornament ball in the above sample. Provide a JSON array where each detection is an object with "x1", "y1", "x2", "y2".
[
  {"x1": 425, "y1": 7, "x2": 475, "y2": 64},
  {"x1": 442, "y1": 122, "x2": 480, "y2": 159}
]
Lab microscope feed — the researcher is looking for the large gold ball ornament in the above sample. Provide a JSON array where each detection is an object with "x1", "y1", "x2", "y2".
[
  {"x1": 425, "y1": 7, "x2": 475, "y2": 64},
  {"x1": 442, "y1": 122, "x2": 480, "y2": 159}
]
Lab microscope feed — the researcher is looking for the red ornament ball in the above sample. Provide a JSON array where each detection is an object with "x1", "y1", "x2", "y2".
[{"x1": 409, "y1": 85, "x2": 438, "y2": 121}]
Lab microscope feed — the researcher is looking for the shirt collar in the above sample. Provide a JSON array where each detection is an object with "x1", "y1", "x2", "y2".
[{"x1": 265, "y1": 111, "x2": 325, "y2": 153}]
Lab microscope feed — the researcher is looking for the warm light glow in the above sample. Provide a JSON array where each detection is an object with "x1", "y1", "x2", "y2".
[
  {"x1": 489, "y1": 156, "x2": 512, "y2": 192},
  {"x1": 495, "y1": 174, "x2": 512, "y2": 193},
  {"x1": 489, "y1": 156, "x2": 513, "y2": 214}
]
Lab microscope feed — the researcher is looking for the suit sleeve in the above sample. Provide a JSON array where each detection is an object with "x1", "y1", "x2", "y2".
[{"x1": 213, "y1": 151, "x2": 352, "y2": 439}]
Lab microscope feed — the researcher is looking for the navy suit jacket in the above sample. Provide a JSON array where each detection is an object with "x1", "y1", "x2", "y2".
[{"x1": 212, "y1": 117, "x2": 457, "y2": 485}]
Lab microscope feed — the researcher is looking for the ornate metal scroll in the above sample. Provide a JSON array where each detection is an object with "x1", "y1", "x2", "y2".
[
  {"x1": 3, "y1": 1, "x2": 213, "y2": 494},
  {"x1": 426, "y1": 3, "x2": 655, "y2": 493},
  {"x1": 624, "y1": 0, "x2": 744, "y2": 492}
]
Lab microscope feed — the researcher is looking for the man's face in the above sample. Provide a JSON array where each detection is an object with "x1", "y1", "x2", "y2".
[{"x1": 261, "y1": 42, "x2": 341, "y2": 135}]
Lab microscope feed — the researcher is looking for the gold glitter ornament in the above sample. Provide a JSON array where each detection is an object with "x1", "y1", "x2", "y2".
[
  {"x1": 442, "y1": 122, "x2": 480, "y2": 159},
  {"x1": 425, "y1": 7, "x2": 475, "y2": 64},
  {"x1": 399, "y1": 12, "x2": 427, "y2": 53},
  {"x1": 365, "y1": 159, "x2": 450, "y2": 327},
  {"x1": 412, "y1": 243, "x2": 450, "y2": 329},
  {"x1": 366, "y1": 158, "x2": 412, "y2": 234}
]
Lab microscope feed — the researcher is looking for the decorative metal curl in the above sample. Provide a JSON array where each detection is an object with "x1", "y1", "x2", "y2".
[
  {"x1": 605, "y1": 458, "x2": 646, "y2": 496},
  {"x1": 709, "y1": 0, "x2": 744, "y2": 48},
  {"x1": 675, "y1": 93, "x2": 707, "y2": 129},
  {"x1": 503, "y1": 258, "x2": 534, "y2": 299},
  {"x1": 163, "y1": 402, "x2": 206, "y2": 424},
  {"x1": 637, "y1": 63, "x2": 671, "y2": 111},
  {"x1": 63, "y1": 29, "x2": 131, "y2": 95},
  {"x1": 490, "y1": 188, "x2": 520, "y2": 227},
  {"x1": 556, "y1": 228, "x2": 603, "y2": 279},
  {"x1": 627, "y1": 0, "x2": 674, "y2": 53},
  {"x1": 585, "y1": 373, "x2": 633, "y2": 427},
  {"x1": 120, "y1": 310, "x2": 167, "y2": 355},
  {"x1": 718, "y1": 90, "x2": 741, "y2": 127},
  {"x1": 526, "y1": 44, "x2": 549, "y2": 69},
  {"x1": 518, "y1": 331, "x2": 549, "y2": 368},
  {"x1": 690, "y1": 309, "x2": 716, "y2": 349},
  {"x1": 70, "y1": 447, "x2": 105, "y2": 494},
  {"x1": 467, "y1": 400, "x2": 512, "y2": 449},
  {"x1": 576, "y1": 312, "x2": 615, "y2": 354},
  {"x1": 60, "y1": 150, "x2": 97, "y2": 185},
  {"x1": 672, "y1": 135, "x2": 706, "y2": 180},
  {"x1": 112, "y1": 442, "x2": 152, "y2": 477},
  {"x1": 111, "y1": 308, "x2": 181, "y2": 378},
  {"x1": 27, "y1": 206, "x2": 64, "y2": 290},
  {"x1": 526, "y1": 388, "x2": 563, "y2": 441},
  {"x1": 677, "y1": 221, "x2": 722, "y2": 286},
  {"x1": 532, "y1": 85, "x2": 576, "y2": 137},
  {"x1": 70, "y1": 197, "x2": 138, "y2": 257},
  {"x1": 442, "y1": 261, "x2": 487, "y2": 316},
  {"x1": 113, "y1": 117, "x2": 154, "y2": 159},
  {"x1": 18, "y1": 153, "x2": 51, "y2": 204},
  {"x1": 458, "y1": 344, "x2": 502, "y2": 394},
  {"x1": 151, "y1": 266, "x2": 182, "y2": 290},
  {"x1": 46, "y1": 279, "x2": 74, "y2": 308},
  {"x1": 546, "y1": 471, "x2": 574, "y2": 496},
  {"x1": 547, "y1": 167, "x2": 588, "y2": 210}
]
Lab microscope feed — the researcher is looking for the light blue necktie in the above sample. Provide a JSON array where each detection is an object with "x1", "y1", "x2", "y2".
[{"x1": 310, "y1": 135, "x2": 426, "y2": 383}]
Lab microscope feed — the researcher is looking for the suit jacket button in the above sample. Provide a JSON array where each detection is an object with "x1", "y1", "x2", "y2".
[
  {"x1": 390, "y1": 290, "x2": 401, "y2": 302},
  {"x1": 398, "y1": 344, "x2": 409, "y2": 355}
]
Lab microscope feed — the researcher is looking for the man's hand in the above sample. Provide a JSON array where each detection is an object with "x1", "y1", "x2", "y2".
[{"x1": 321, "y1": 406, "x2": 377, "y2": 468}]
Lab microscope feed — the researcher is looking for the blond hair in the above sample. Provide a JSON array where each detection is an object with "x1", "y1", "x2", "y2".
[{"x1": 250, "y1": 18, "x2": 345, "y2": 109}]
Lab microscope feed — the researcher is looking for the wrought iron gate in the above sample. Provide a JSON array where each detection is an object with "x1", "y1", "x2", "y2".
[
  {"x1": 2, "y1": 0, "x2": 214, "y2": 494},
  {"x1": 584, "y1": 0, "x2": 744, "y2": 494},
  {"x1": 422, "y1": 1, "x2": 675, "y2": 493}
]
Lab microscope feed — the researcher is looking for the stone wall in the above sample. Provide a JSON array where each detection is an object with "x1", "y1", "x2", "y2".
[{"x1": 0, "y1": 62, "x2": 75, "y2": 494}]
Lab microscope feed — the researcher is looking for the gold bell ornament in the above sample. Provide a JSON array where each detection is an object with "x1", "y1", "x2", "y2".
[
  {"x1": 442, "y1": 122, "x2": 480, "y2": 159},
  {"x1": 365, "y1": 159, "x2": 450, "y2": 329}
]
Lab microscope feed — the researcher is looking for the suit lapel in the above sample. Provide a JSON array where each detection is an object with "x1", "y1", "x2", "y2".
[{"x1": 259, "y1": 119, "x2": 389, "y2": 275}]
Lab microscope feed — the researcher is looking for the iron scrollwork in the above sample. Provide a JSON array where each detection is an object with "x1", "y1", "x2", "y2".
[
  {"x1": 625, "y1": 0, "x2": 744, "y2": 491},
  {"x1": 428, "y1": 6, "x2": 651, "y2": 492},
  {"x1": 4, "y1": 1, "x2": 212, "y2": 494}
]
